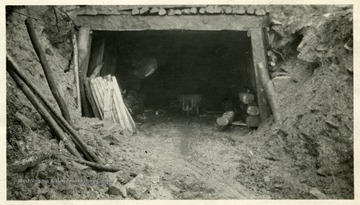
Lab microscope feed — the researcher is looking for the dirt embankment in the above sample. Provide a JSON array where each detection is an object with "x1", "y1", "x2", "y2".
[{"x1": 6, "y1": 5, "x2": 353, "y2": 200}]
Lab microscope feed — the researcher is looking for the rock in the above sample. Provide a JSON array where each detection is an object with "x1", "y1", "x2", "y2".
[
  {"x1": 317, "y1": 166, "x2": 332, "y2": 177},
  {"x1": 107, "y1": 182, "x2": 127, "y2": 198},
  {"x1": 15, "y1": 112, "x2": 37, "y2": 130},
  {"x1": 272, "y1": 76, "x2": 295, "y2": 94},
  {"x1": 263, "y1": 175, "x2": 271, "y2": 183},
  {"x1": 124, "y1": 173, "x2": 150, "y2": 199},
  {"x1": 309, "y1": 188, "x2": 327, "y2": 199}
]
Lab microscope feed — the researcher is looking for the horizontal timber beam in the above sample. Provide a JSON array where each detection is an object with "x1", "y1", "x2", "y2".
[{"x1": 75, "y1": 15, "x2": 268, "y2": 31}]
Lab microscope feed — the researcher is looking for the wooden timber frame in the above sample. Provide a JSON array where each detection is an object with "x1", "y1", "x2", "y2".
[{"x1": 75, "y1": 13, "x2": 272, "y2": 122}]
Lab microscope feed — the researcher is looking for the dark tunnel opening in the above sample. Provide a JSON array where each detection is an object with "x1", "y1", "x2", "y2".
[{"x1": 87, "y1": 30, "x2": 256, "y2": 116}]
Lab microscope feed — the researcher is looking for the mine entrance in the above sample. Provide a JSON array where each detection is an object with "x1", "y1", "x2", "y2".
[{"x1": 85, "y1": 30, "x2": 256, "y2": 116}]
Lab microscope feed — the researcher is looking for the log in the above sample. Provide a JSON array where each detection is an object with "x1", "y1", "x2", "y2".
[
  {"x1": 216, "y1": 111, "x2": 235, "y2": 126},
  {"x1": 72, "y1": 33, "x2": 81, "y2": 110},
  {"x1": 25, "y1": 18, "x2": 72, "y2": 126},
  {"x1": 224, "y1": 7, "x2": 233, "y2": 14},
  {"x1": 168, "y1": 9, "x2": 175, "y2": 16},
  {"x1": 246, "y1": 116, "x2": 261, "y2": 127},
  {"x1": 255, "y1": 8, "x2": 266, "y2": 16},
  {"x1": 7, "y1": 66, "x2": 82, "y2": 159},
  {"x1": 150, "y1": 7, "x2": 159, "y2": 14},
  {"x1": 199, "y1": 7, "x2": 206, "y2": 14},
  {"x1": 233, "y1": 6, "x2": 245, "y2": 14},
  {"x1": 174, "y1": 9, "x2": 182, "y2": 15},
  {"x1": 139, "y1": 7, "x2": 149, "y2": 15},
  {"x1": 246, "y1": 6, "x2": 256, "y2": 14},
  {"x1": 131, "y1": 8, "x2": 140, "y2": 15},
  {"x1": 205, "y1": 6, "x2": 214, "y2": 14},
  {"x1": 247, "y1": 105, "x2": 260, "y2": 116},
  {"x1": 158, "y1": 8, "x2": 166, "y2": 16},
  {"x1": 213, "y1": 6, "x2": 222, "y2": 14},
  {"x1": 7, "y1": 54, "x2": 101, "y2": 163},
  {"x1": 190, "y1": 7, "x2": 197, "y2": 14},
  {"x1": 239, "y1": 92, "x2": 255, "y2": 104},
  {"x1": 182, "y1": 8, "x2": 190, "y2": 15},
  {"x1": 257, "y1": 62, "x2": 281, "y2": 122}
]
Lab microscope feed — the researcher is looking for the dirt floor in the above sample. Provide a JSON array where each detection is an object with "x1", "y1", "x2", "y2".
[{"x1": 6, "y1": 5, "x2": 354, "y2": 200}]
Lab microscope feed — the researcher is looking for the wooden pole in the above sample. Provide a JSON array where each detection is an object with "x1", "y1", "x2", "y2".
[
  {"x1": 72, "y1": 33, "x2": 81, "y2": 111},
  {"x1": 25, "y1": 18, "x2": 73, "y2": 126},
  {"x1": 77, "y1": 27, "x2": 93, "y2": 117},
  {"x1": 7, "y1": 55, "x2": 102, "y2": 163},
  {"x1": 257, "y1": 62, "x2": 281, "y2": 122},
  {"x1": 7, "y1": 66, "x2": 82, "y2": 159}
]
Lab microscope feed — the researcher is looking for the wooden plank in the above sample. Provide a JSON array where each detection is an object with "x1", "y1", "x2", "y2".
[
  {"x1": 108, "y1": 78, "x2": 127, "y2": 129},
  {"x1": 72, "y1": 33, "x2": 81, "y2": 110},
  {"x1": 251, "y1": 28, "x2": 271, "y2": 122},
  {"x1": 85, "y1": 78, "x2": 101, "y2": 118},
  {"x1": 112, "y1": 77, "x2": 136, "y2": 132},
  {"x1": 89, "y1": 79, "x2": 103, "y2": 119},
  {"x1": 103, "y1": 86, "x2": 112, "y2": 120},
  {"x1": 75, "y1": 15, "x2": 269, "y2": 31},
  {"x1": 88, "y1": 39, "x2": 105, "y2": 77}
]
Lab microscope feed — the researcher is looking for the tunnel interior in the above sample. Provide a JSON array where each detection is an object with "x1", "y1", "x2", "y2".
[{"x1": 87, "y1": 30, "x2": 256, "y2": 115}]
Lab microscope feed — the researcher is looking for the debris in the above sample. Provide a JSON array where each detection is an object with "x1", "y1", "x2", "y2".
[
  {"x1": 309, "y1": 188, "x2": 327, "y2": 199},
  {"x1": 108, "y1": 182, "x2": 127, "y2": 198},
  {"x1": 124, "y1": 173, "x2": 150, "y2": 199}
]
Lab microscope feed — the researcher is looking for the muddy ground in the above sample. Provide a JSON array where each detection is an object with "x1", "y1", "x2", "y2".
[{"x1": 6, "y1": 5, "x2": 353, "y2": 200}]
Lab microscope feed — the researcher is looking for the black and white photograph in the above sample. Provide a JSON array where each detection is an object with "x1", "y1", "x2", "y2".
[{"x1": 4, "y1": 1, "x2": 355, "y2": 201}]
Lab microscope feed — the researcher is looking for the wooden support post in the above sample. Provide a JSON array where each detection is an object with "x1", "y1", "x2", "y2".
[
  {"x1": 257, "y1": 62, "x2": 281, "y2": 122},
  {"x1": 251, "y1": 28, "x2": 271, "y2": 122},
  {"x1": 72, "y1": 32, "x2": 81, "y2": 111},
  {"x1": 25, "y1": 18, "x2": 73, "y2": 126}
]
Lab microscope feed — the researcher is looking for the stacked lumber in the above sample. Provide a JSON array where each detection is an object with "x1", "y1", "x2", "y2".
[
  {"x1": 89, "y1": 75, "x2": 136, "y2": 133},
  {"x1": 238, "y1": 90, "x2": 261, "y2": 128}
]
